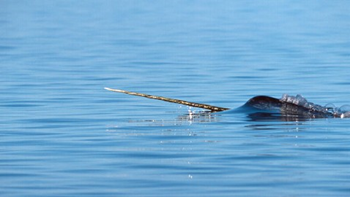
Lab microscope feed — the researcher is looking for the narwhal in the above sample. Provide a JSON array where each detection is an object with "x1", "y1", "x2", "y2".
[{"x1": 105, "y1": 87, "x2": 350, "y2": 120}]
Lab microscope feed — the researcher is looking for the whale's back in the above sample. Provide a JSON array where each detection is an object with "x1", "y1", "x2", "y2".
[{"x1": 233, "y1": 95, "x2": 332, "y2": 121}]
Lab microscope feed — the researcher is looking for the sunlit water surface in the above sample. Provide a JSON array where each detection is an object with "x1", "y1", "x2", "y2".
[{"x1": 1, "y1": 1, "x2": 350, "y2": 196}]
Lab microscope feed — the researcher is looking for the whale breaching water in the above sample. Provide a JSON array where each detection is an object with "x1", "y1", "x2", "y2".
[{"x1": 105, "y1": 87, "x2": 350, "y2": 120}]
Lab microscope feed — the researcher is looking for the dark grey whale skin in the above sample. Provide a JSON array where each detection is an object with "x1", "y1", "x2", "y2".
[{"x1": 230, "y1": 96, "x2": 332, "y2": 121}]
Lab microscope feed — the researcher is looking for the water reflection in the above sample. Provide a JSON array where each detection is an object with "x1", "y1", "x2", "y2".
[
  {"x1": 177, "y1": 111, "x2": 220, "y2": 123},
  {"x1": 246, "y1": 112, "x2": 310, "y2": 122},
  {"x1": 109, "y1": 110, "x2": 313, "y2": 133},
  {"x1": 111, "y1": 110, "x2": 321, "y2": 127}
]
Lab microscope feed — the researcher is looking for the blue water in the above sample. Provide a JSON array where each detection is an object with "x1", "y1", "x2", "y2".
[{"x1": 1, "y1": 1, "x2": 350, "y2": 196}]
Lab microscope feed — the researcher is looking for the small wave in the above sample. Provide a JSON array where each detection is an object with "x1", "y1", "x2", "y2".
[{"x1": 280, "y1": 94, "x2": 350, "y2": 118}]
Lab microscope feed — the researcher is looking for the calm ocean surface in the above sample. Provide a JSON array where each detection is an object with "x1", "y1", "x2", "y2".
[{"x1": 1, "y1": 1, "x2": 350, "y2": 196}]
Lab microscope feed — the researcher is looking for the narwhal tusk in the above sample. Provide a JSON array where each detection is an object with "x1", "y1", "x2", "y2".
[{"x1": 104, "y1": 87, "x2": 230, "y2": 112}]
